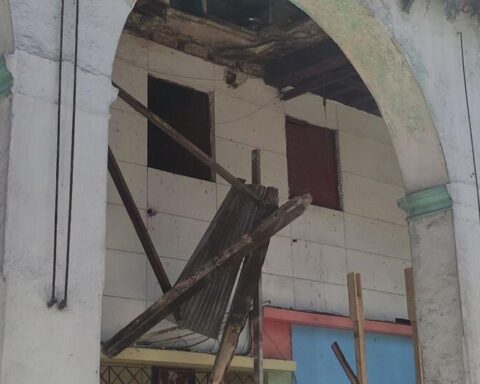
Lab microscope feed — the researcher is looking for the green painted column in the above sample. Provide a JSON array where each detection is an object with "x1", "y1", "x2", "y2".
[
  {"x1": 398, "y1": 184, "x2": 452, "y2": 220},
  {"x1": 398, "y1": 185, "x2": 466, "y2": 384},
  {"x1": 0, "y1": 55, "x2": 12, "y2": 101}
]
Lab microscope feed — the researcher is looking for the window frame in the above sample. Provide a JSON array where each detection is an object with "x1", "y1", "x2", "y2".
[
  {"x1": 147, "y1": 74, "x2": 216, "y2": 182},
  {"x1": 285, "y1": 116, "x2": 343, "y2": 211}
]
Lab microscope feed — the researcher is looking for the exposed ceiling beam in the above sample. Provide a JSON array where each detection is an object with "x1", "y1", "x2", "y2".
[
  {"x1": 265, "y1": 39, "x2": 348, "y2": 88},
  {"x1": 338, "y1": 77, "x2": 370, "y2": 94},
  {"x1": 281, "y1": 65, "x2": 356, "y2": 100},
  {"x1": 275, "y1": 55, "x2": 347, "y2": 88}
]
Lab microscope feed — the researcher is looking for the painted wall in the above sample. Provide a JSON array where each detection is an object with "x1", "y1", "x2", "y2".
[
  {"x1": 292, "y1": 325, "x2": 415, "y2": 384},
  {"x1": 102, "y1": 32, "x2": 412, "y2": 348}
]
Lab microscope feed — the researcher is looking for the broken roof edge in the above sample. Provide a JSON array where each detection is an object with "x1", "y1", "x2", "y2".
[{"x1": 100, "y1": 347, "x2": 296, "y2": 373}]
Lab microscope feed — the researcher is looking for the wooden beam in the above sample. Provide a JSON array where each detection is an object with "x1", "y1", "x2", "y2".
[
  {"x1": 209, "y1": 227, "x2": 272, "y2": 384},
  {"x1": 347, "y1": 272, "x2": 367, "y2": 384},
  {"x1": 331, "y1": 342, "x2": 360, "y2": 384},
  {"x1": 405, "y1": 267, "x2": 424, "y2": 384},
  {"x1": 102, "y1": 194, "x2": 311, "y2": 358},
  {"x1": 108, "y1": 147, "x2": 172, "y2": 294},
  {"x1": 251, "y1": 149, "x2": 264, "y2": 384},
  {"x1": 338, "y1": 77, "x2": 370, "y2": 93},
  {"x1": 280, "y1": 66, "x2": 356, "y2": 101},
  {"x1": 266, "y1": 40, "x2": 348, "y2": 89},
  {"x1": 113, "y1": 82, "x2": 263, "y2": 206},
  {"x1": 275, "y1": 55, "x2": 347, "y2": 89},
  {"x1": 210, "y1": 153, "x2": 272, "y2": 384},
  {"x1": 100, "y1": 348, "x2": 296, "y2": 373}
]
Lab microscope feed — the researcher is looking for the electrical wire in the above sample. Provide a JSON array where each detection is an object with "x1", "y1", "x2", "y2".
[
  {"x1": 48, "y1": 0, "x2": 66, "y2": 308},
  {"x1": 459, "y1": 31, "x2": 480, "y2": 224},
  {"x1": 59, "y1": 0, "x2": 80, "y2": 309}
]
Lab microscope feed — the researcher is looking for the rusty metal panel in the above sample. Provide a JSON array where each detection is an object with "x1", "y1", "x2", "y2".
[{"x1": 178, "y1": 184, "x2": 267, "y2": 339}]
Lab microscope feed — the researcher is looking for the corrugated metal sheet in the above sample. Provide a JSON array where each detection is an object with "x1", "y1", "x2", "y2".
[{"x1": 177, "y1": 184, "x2": 267, "y2": 339}]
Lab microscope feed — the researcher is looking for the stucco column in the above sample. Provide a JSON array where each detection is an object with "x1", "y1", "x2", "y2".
[
  {"x1": 0, "y1": 0, "x2": 15, "y2": 371},
  {"x1": 0, "y1": 56, "x2": 13, "y2": 381},
  {"x1": 0, "y1": 0, "x2": 133, "y2": 383},
  {"x1": 399, "y1": 186, "x2": 466, "y2": 384}
]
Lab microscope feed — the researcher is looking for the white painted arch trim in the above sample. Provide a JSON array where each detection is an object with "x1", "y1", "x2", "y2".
[{"x1": 289, "y1": 0, "x2": 449, "y2": 193}]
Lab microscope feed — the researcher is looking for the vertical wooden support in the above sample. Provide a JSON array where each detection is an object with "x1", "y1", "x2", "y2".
[
  {"x1": 347, "y1": 272, "x2": 367, "y2": 384},
  {"x1": 405, "y1": 267, "x2": 424, "y2": 384},
  {"x1": 251, "y1": 149, "x2": 264, "y2": 384}
]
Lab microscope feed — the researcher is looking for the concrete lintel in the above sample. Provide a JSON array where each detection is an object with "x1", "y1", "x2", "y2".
[
  {"x1": 0, "y1": 55, "x2": 12, "y2": 101},
  {"x1": 398, "y1": 184, "x2": 452, "y2": 220}
]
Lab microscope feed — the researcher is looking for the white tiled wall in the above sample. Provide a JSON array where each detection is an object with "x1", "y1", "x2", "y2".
[{"x1": 102, "y1": 32, "x2": 412, "y2": 343}]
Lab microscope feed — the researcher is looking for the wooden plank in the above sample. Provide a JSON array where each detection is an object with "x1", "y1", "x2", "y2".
[
  {"x1": 347, "y1": 272, "x2": 367, "y2": 384},
  {"x1": 113, "y1": 82, "x2": 263, "y2": 206},
  {"x1": 273, "y1": 55, "x2": 347, "y2": 89},
  {"x1": 281, "y1": 66, "x2": 356, "y2": 101},
  {"x1": 210, "y1": 243, "x2": 270, "y2": 384},
  {"x1": 210, "y1": 187, "x2": 276, "y2": 384},
  {"x1": 100, "y1": 348, "x2": 297, "y2": 372},
  {"x1": 251, "y1": 149, "x2": 264, "y2": 384},
  {"x1": 331, "y1": 342, "x2": 360, "y2": 384},
  {"x1": 102, "y1": 194, "x2": 311, "y2": 358},
  {"x1": 108, "y1": 147, "x2": 172, "y2": 294},
  {"x1": 405, "y1": 267, "x2": 424, "y2": 384},
  {"x1": 265, "y1": 40, "x2": 348, "y2": 88}
]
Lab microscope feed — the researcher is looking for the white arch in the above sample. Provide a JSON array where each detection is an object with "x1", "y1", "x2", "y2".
[{"x1": 290, "y1": 0, "x2": 449, "y2": 193}]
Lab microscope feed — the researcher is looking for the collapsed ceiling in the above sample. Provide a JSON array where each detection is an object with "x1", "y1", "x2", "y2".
[{"x1": 127, "y1": 0, "x2": 380, "y2": 116}]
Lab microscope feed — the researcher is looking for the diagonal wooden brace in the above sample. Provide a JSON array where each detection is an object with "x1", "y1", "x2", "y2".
[
  {"x1": 108, "y1": 147, "x2": 172, "y2": 294},
  {"x1": 331, "y1": 342, "x2": 360, "y2": 384},
  {"x1": 102, "y1": 194, "x2": 312, "y2": 358},
  {"x1": 113, "y1": 82, "x2": 263, "y2": 206}
]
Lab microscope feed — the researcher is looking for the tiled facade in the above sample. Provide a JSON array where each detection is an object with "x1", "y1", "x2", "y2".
[{"x1": 102, "y1": 32, "x2": 412, "y2": 344}]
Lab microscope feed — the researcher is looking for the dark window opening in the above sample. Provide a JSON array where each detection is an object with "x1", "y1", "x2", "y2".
[
  {"x1": 286, "y1": 118, "x2": 341, "y2": 210},
  {"x1": 148, "y1": 76, "x2": 213, "y2": 181}
]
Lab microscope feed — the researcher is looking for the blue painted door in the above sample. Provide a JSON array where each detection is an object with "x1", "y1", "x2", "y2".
[{"x1": 292, "y1": 326, "x2": 415, "y2": 384}]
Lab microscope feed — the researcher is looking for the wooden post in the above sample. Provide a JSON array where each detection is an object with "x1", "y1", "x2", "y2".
[
  {"x1": 251, "y1": 149, "x2": 264, "y2": 384},
  {"x1": 405, "y1": 267, "x2": 424, "y2": 384},
  {"x1": 209, "y1": 151, "x2": 273, "y2": 384},
  {"x1": 347, "y1": 272, "x2": 367, "y2": 384}
]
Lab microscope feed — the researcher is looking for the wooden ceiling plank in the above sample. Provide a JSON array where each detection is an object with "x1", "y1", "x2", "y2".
[{"x1": 281, "y1": 66, "x2": 356, "y2": 100}]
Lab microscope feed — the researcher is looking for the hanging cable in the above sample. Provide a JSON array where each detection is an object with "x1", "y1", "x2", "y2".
[
  {"x1": 48, "y1": 0, "x2": 66, "y2": 308},
  {"x1": 459, "y1": 32, "x2": 480, "y2": 224},
  {"x1": 59, "y1": 0, "x2": 80, "y2": 309}
]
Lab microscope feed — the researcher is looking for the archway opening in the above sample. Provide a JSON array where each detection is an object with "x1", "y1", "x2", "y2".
[{"x1": 100, "y1": 1, "x2": 453, "y2": 383}]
